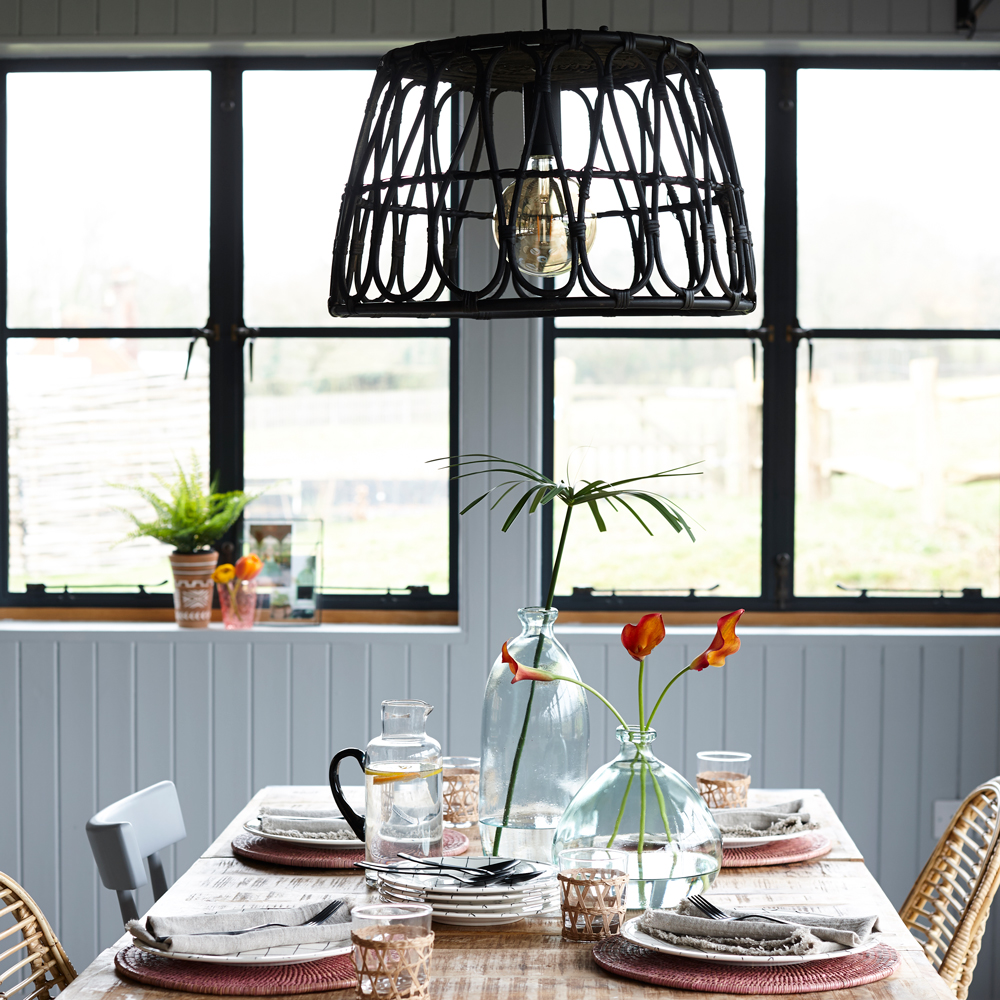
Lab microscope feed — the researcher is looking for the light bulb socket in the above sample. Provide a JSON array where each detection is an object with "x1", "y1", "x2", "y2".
[{"x1": 522, "y1": 81, "x2": 562, "y2": 158}]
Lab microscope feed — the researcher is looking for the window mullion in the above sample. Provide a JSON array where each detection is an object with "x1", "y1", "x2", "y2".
[
  {"x1": 208, "y1": 59, "x2": 245, "y2": 498},
  {"x1": 760, "y1": 59, "x2": 799, "y2": 608}
]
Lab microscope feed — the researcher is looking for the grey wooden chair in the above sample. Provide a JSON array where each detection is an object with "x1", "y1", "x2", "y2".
[{"x1": 86, "y1": 780, "x2": 187, "y2": 924}]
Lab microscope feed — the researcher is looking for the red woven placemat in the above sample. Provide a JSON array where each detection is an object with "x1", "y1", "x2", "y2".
[
  {"x1": 232, "y1": 828, "x2": 470, "y2": 868},
  {"x1": 115, "y1": 946, "x2": 356, "y2": 996},
  {"x1": 722, "y1": 833, "x2": 831, "y2": 868},
  {"x1": 592, "y1": 937, "x2": 900, "y2": 994}
]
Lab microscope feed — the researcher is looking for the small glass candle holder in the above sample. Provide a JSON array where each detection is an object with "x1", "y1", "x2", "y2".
[
  {"x1": 557, "y1": 847, "x2": 629, "y2": 942},
  {"x1": 351, "y1": 903, "x2": 434, "y2": 1000},
  {"x1": 696, "y1": 751, "x2": 752, "y2": 808},
  {"x1": 441, "y1": 756, "x2": 479, "y2": 827}
]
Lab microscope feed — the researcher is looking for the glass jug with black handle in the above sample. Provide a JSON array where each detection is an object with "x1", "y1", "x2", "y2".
[{"x1": 329, "y1": 699, "x2": 443, "y2": 864}]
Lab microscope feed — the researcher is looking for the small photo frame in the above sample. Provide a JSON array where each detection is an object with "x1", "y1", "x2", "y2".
[{"x1": 244, "y1": 520, "x2": 322, "y2": 626}]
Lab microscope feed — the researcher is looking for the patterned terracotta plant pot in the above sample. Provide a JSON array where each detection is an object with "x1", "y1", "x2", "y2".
[{"x1": 169, "y1": 551, "x2": 219, "y2": 628}]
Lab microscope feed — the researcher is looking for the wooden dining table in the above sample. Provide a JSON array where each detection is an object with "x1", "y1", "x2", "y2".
[{"x1": 60, "y1": 785, "x2": 953, "y2": 1000}]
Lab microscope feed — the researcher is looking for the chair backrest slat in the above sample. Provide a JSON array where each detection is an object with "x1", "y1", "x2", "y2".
[
  {"x1": 0, "y1": 872, "x2": 77, "y2": 1000},
  {"x1": 899, "y1": 777, "x2": 1000, "y2": 1000}
]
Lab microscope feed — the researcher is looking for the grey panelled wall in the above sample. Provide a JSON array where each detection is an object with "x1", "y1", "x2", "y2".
[
  {"x1": 0, "y1": 0, "x2": 998, "y2": 46},
  {"x1": 1, "y1": 626, "x2": 998, "y2": 996}
]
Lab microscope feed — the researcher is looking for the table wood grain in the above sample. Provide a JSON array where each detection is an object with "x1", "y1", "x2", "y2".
[{"x1": 61, "y1": 786, "x2": 948, "y2": 1000}]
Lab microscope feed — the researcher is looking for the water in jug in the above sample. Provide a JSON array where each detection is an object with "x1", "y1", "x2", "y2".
[{"x1": 330, "y1": 699, "x2": 443, "y2": 864}]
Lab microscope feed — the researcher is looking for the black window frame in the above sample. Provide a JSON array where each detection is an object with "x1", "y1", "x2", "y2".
[
  {"x1": 0, "y1": 56, "x2": 459, "y2": 614},
  {"x1": 545, "y1": 54, "x2": 1000, "y2": 616}
]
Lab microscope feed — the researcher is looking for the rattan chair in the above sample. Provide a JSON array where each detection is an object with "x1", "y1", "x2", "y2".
[
  {"x1": 899, "y1": 777, "x2": 1000, "y2": 999},
  {"x1": 0, "y1": 871, "x2": 77, "y2": 1000}
]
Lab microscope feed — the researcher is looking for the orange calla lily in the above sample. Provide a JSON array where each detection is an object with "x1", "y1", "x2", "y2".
[
  {"x1": 688, "y1": 609, "x2": 744, "y2": 671},
  {"x1": 503, "y1": 641, "x2": 555, "y2": 684},
  {"x1": 211, "y1": 564, "x2": 236, "y2": 584},
  {"x1": 235, "y1": 553, "x2": 263, "y2": 581},
  {"x1": 621, "y1": 613, "x2": 666, "y2": 661}
]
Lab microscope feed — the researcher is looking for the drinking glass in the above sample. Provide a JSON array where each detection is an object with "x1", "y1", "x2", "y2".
[
  {"x1": 351, "y1": 904, "x2": 433, "y2": 999},
  {"x1": 441, "y1": 756, "x2": 479, "y2": 827},
  {"x1": 557, "y1": 848, "x2": 629, "y2": 941},
  {"x1": 696, "y1": 751, "x2": 752, "y2": 808}
]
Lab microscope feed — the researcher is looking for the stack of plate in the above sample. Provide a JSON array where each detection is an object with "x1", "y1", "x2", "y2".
[{"x1": 376, "y1": 857, "x2": 560, "y2": 926}]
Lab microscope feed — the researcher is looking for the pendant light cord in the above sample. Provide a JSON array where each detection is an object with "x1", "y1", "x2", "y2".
[{"x1": 542, "y1": 0, "x2": 548, "y2": 29}]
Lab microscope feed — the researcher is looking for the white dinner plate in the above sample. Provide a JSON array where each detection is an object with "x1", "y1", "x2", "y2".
[
  {"x1": 620, "y1": 916, "x2": 877, "y2": 966},
  {"x1": 722, "y1": 828, "x2": 825, "y2": 849},
  {"x1": 131, "y1": 937, "x2": 352, "y2": 966},
  {"x1": 243, "y1": 818, "x2": 364, "y2": 850},
  {"x1": 379, "y1": 886, "x2": 560, "y2": 914},
  {"x1": 426, "y1": 912, "x2": 528, "y2": 927}
]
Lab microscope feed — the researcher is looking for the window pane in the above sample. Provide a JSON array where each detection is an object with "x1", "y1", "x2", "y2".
[
  {"x1": 8, "y1": 337, "x2": 210, "y2": 591},
  {"x1": 795, "y1": 339, "x2": 1000, "y2": 596},
  {"x1": 7, "y1": 72, "x2": 210, "y2": 328},
  {"x1": 552, "y1": 338, "x2": 762, "y2": 595},
  {"x1": 555, "y1": 69, "x2": 765, "y2": 330},
  {"x1": 242, "y1": 71, "x2": 448, "y2": 328},
  {"x1": 799, "y1": 70, "x2": 1000, "y2": 329},
  {"x1": 244, "y1": 338, "x2": 451, "y2": 593}
]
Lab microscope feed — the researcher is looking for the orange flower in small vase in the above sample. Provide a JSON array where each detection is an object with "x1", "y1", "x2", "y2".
[
  {"x1": 621, "y1": 613, "x2": 666, "y2": 661},
  {"x1": 215, "y1": 554, "x2": 263, "y2": 630}
]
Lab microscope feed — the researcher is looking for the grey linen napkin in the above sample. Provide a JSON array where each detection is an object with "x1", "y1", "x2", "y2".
[
  {"x1": 711, "y1": 798, "x2": 820, "y2": 838},
  {"x1": 638, "y1": 899, "x2": 879, "y2": 957},
  {"x1": 128, "y1": 898, "x2": 353, "y2": 956},
  {"x1": 258, "y1": 803, "x2": 362, "y2": 839}
]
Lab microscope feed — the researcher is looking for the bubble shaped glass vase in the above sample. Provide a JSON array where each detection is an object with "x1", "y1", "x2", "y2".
[
  {"x1": 479, "y1": 607, "x2": 589, "y2": 861},
  {"x1": 553, "y1": 725, "x2": 722, "y2": 909}
]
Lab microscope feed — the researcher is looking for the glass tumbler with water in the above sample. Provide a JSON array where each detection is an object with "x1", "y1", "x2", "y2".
[{"x1": 330, "y1": 699, "x2": 443, "y2": 870}]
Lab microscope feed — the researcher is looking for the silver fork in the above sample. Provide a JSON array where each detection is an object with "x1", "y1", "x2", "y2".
[
  {"x1": 688, "y1": 894, "x2": 795, "y2": 925},
  {"x1": 189, "y1": 899, "x2": 346, "y2": 937}
]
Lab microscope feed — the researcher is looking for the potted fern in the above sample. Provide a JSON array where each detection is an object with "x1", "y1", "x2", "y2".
[{"x1": 115, "y1": 460, "x2": 262, "y2": 628}]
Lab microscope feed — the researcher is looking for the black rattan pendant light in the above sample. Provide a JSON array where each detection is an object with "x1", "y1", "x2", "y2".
[{"x1": 329, "y1": 14, "x2": 755, "y2": 321}]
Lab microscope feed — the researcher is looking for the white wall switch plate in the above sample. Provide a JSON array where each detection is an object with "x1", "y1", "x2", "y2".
[{"x1": 933, "y1": 800, "x2": 962, "y2": 839}]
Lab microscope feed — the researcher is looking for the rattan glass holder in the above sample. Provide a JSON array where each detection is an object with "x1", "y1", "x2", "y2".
[
  {"x1": 558, "y1": 867, "x2": 628, "y2": 942},
  {"x1": 697, "y1": 770, "x2": 751, "y2": 808},
  {"x1": 352, "y1": 926, "x2": 434, "y2": 999},
  {"x1": 442, "y1": 767, "x2": 479, "y2": 827}
]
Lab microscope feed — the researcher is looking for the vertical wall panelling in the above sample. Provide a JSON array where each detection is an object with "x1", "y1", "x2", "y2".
[
  {"x1": 642, "y1": 641, "x2": 688, "y2": 777},
  {"x1": 958, "y1": 638, "x2": 1000, "y2": 794},
  {"x1": 97, "y1": 0, "x2": 135, "y2": 34},
  {"x1": 877, "y1": 642, "x2": 922, "y2": 908},
  {"x1": 17, "y1": 643, "x2": 59, "y2": 936},
  {"x1": 368, "y1": 643, "x2": 407, "y2": 739},
  {"x1": 333, "y1": 0, "x2": 371, "y2": 37},
  {"x1": 212, "y1": 641, "x2": 252, "y2": 838},
  {"x1": 173, "y1": 642, "x2": 212, "y2": 876},
  {"x1": 290, "y1": 642, "x2": 330, "y2": 784},
  {"x1": 801, "y1": 643, "x2": 844, "y2": 812},
  {"x1": 176, "y1": 0, "x2": 214, "y2": 34},
  {"x1": 21, "y1": 0, "x2": 59, "y2": 34},
  {"x1": 294, "y1": 0, "x2": 332, "y2": 34},
  {"x1": 61, "y1": 0, "x2": 97, "y2": 34},
  {"x1": 216, "y1": 0, "x2": 253, "y2": 33},
  {"x1": 4, "y1": 625, "x2": 1000, "y2": 993},
  {"x1": 571, "y1": 0, "x2": 612, "y2": 29},
  {"x1": 722, "y1": 640, "x2": 765, "y2": 778},
  {"x1": 733, "y1": 0, "x2": 770, "y2": 34},
  {"x1": 136, "y1": 0, "x2": 174, "y2": 33},
  {"x1": 409, "y1": 643, "x2": 447, "y2": 750},
  {"x1": 57, "y1": 642, "x2": 97, "y2": 966},
  {"x1": 917, "y1": 640, "x2": 962, "y2": 878},
  {"x1": 567, "y1": 642, "x2": 608, "y2": 771},
  {"x1": 811, "y1": 0, "x2": 851, "y2": 32},
  {"x1": 329, "y1": 643, "x2": 369, "y2": 752},
  {"x1": 691, "y1": 0, "x2": 731, "y2": 33},
  {"x1": 684, "y1": 647, "x2": 724, "y2": 781},
  {"x1": 840, "y1": 643, "x2": 884, "y2": 876},
  {"x1": 0, "y1": 642, "x2": 20, "y2": 884},
  {"x1": 761, "y1": 643, "x2": 805, "y2": 789},
  {"x1": 251, "y1": 642, "x2": 292, "y2": 792}
]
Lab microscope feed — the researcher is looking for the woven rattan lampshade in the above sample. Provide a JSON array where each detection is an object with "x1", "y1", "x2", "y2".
[{"x1": 329, "y1": 29, "x2": 755, "y2": 320}]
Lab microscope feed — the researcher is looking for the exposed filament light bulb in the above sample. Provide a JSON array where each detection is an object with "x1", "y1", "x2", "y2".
[{"x1": 493, "y1": 155, "x2": 597, "y2": 277}]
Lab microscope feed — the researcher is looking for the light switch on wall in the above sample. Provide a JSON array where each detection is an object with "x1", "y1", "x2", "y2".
[{"x1": 933, "y1": 799, "x2": 962, "y2": 839}]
